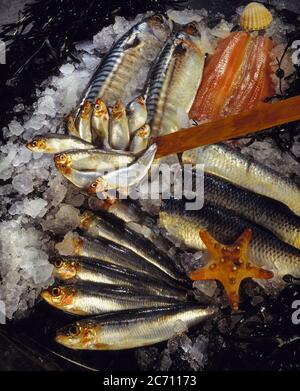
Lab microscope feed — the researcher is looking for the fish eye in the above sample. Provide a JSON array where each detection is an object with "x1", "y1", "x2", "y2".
[
  {"x1": 152, "y1": 15, "x2": 163, "y2": 23},
  {"x1": 32, "y1": 141, "x2": 37, "y2": 147},
  {"x1": 91, "y1": 183, "x2": 97, "y2": 188},
  {"x1": 52, "y1": 287, "x2": 61, "y2": 297},
  {"x1": 54, "y1": 259, "x2": 63, "y2": 268},
  {"x1": 68, "y1": 324, "x2": 81, "y2": 336},
  {"x1": 185, "y1": 22, "x2": 198, "y2": 35}
]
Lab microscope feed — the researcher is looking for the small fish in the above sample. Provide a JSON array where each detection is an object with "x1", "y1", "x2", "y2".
[
  {"x1": 65, "y1": 114, "x2": 79, "y2": 137},
  {"x1": 76, "y1": 100, "x2": 93, "y2": 143},
  {"x1": 65, "y1": 233, "x2": 184, "y2": 287},
  {"x1": 127, "y1": 96, "x2": 148, "y2": 134},
  {"x1": 182, "y1": 143, "x2": 300, "y2": 216},
  {"x1": 201, "y1": 173, "x2": 300, "y2": 249},
  {"x1": 41, "y1": 283, "x2": 178, "y2": 315},
  {"x1": 88, "y1": 143, "x2": 157, "y2": 193},
  {"x1": 26, "y1": 134, "x2": 95, "y2": 154},
  {"x1": 160, "y1": 198, "x2": 300, "y2": 277},
  {"x1": 91, "y1": 98, "x2": 109, "y2": 146},
  {"x1": 146, "y1": 22, "x2": 206, "y2": 136},
  {"x1": 54, "y1": 164, "x2": 107, "y2": 190},
  {"x1": 79, "y1": 211, "x2": 186, "y2": 283},
  {"x1": 55, "y1": 304, "x2": 216, "y2": 350},
  {"x1": 51, "y1": 256, "x2": 187, "y2": 300},
  {"x1": 54, "y1": 149, "x2": 135, "y2": 172},
  {"x1": 130, "y1": 124, "x2": 151, "y2": 155},
  {"x1": 109, "y1": 100, "x2": 130, "y2": 150}
]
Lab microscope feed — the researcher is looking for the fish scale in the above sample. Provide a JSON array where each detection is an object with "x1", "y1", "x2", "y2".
[
  {"x1": 160, "y1": 199, "x2": 300, "y2": 277},
  {"x1": 79, "y1": 15, "x2": 171, "y2": 110}
]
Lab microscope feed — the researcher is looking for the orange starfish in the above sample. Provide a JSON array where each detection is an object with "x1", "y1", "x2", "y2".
[{"x1": 189, "y1": 228, "x2": 274, "y2": 310}]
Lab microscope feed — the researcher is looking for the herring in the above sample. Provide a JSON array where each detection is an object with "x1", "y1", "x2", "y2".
[
  {"x1": 26, "y1": 134, "x2": 95, "y2": 154},
  {"x1": 55, "y1": 304, "x2": 216, "y2": 350}
]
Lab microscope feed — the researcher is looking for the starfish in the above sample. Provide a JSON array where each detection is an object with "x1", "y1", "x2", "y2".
[{"x1": 189, "y1": 228, "x2": 274, "y2": 310}]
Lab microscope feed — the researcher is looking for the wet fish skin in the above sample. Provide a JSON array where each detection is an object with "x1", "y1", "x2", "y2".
[
  {"x1": 55, "y1": 164, "x2": 107, "y2": 190},
  {"x1": 41, "y1": 282, "x2": 179, "y2": 316},
  {"x1": 54, "y1": 148, "x2": 135, "y2": 171},
  {"x1": 80, "y1": 14, "x2": 172, "y2": 108},
  {"x1": 51, "y1": 256, "x2": 187, "y2": 300},
  {"x1": 79, "y1": 210, "x2": 186, "y2": 283},
  {"x1": 69, "y1": 233, "x2": 186, "y2": 287},
  {"x1": 109, "y1": 100, "x2": 130, "y2": 150},
  {"x1": 160, "y1": 198, "x2": 300, "y2": 277},
  {"x1": 91, "y1": 98, "x2": 109, "y2": 146},
  {"x1": 55, "y1": 304, "x2": 216, "y2": 350},
  {"x1": 88, "y1": 143, "x2": 157, "y2": 193},
  {"x1": 76, "y1": 100, "x2": 93, "y2": 143},
  {"x1": 182, "y1": 143, "x2": 300, "y2": 216},
  {"x1": 201, "y1": 173, "x2": 300, "y2": 249},
  {"x1": 26, "y1": 134, "x2": 95, "y2": 154},
  {"x1": 130, "y1": 124, "x2": 151, "y2": 154},
  {"x1": 127, "y1": 96, "x2": 148, "y2": 134},
  {"x1": 146, "y1": 22, "x2": 206, "y2": 136}
]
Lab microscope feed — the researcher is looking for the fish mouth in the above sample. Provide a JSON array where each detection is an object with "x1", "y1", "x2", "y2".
[{"x1": 40, "y1": 290, "x2": 52, "y2": 304}]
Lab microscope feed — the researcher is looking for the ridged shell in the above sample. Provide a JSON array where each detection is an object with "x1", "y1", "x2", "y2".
[{"x1": 240, "y1": 2, "x2": 273, "y2": 31}]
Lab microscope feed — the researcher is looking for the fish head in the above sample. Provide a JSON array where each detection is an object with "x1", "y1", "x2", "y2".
[
  {"x1": 41, "y1": 285, "x2": 77, "y2": 309},
  {"x1": 26, "y1": 136, "x2": 47, "y2": 152},
  {"x1": 136, "y1": 124, "x2": 150, "y2": 138},
  {"x1": 80, "y1": 100, "x2": 92, "y2": 119},
  {"x1": 54, "y1": 153, "x2": 72, "y2": 169},
  {"x1": 55, "y1": 320, "x2": 97, "y2": 349},
  {"x1": 146, "y1": 14, "x2": 172, "y2": 41},
  {"x1": 183, "y1": 21, "x2": 201, "y2": 37},
  {"x1": 79, "y1": 211, "x2": 95, "y2": 229},
  {"x1": 94, "y1": 98, "x2": 109, "y2": 119},
  {"x1": 51, "y1": 257, "x2": 79, "y2": 280},
  {"x1": 88, "y1": 177, "x2": 107, "y2": 194},
  {"x1": 111, "y1": 100, "x2": 126, "y2": 120}
]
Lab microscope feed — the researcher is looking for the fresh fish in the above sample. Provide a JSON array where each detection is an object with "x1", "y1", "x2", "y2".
[
  {"x1": 54, "y1": 149, "x2": 135, "y2": 171},
  {"x1": 182, "y1": 143, "x2": 300, "y2": 216},
  {"x1": 41, "y1": 283, "x2": 178, "y2": 315},
  {"x1": 51, "y1": 256, "x2": 187, "y2": 300},
  {"x1": 76, "y1": 100, "x2": 93, "y2": 143},
  {"x1": 146, "y1": 22, "x2": 206, "y2": 136},
  {"x1": 88, "y1": 143, "x2": 157, "y2": 193},
  {"x1": 55, "y1": 304, "x2": 216, "y2": 350},
  {"x1": 160, "y1": 198, "x2": 300, "y2": 277},
  {"x1": 66, "y1": 233, "x2": 185, "y2": 286},
  {"x1": 26, "y1": 134, "x2": 95, "y2": 154},
  {"x1": 66, "y1": 114, "x2": 79, "y2": 137},
  {"x1": 79, "y1": 210, "x2": 186, "y2": 282},
  {"x1": 201, "y1": 173, "x2": 300, "y2": 249},
  {"x1": 109, "y1": 100, "x2": 130, "y2": 150},
  {"x1": 91, "y1": 98, "x2": 109, "y2": 146},
  {"x1": 79, "y1": 14, "x2": 172, "y2": 108},
  {"x1": 127, "y1": 96, "x2": 148, "y2": 134},
  {"x1": 130, "y1": 124, "x2": 151, "y2": 154}
]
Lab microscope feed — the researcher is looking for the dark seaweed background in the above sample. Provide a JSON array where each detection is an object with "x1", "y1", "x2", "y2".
[{"x1": 0, "y1": 0, "x2": 300, "y2": 371}]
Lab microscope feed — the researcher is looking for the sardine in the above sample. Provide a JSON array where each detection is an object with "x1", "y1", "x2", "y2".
[
  {"x1": 55, "y1": 304, "x2": 216, "y2": 350},
  {"x1": 182, "y1": 143, "x2": 300, "y2": 216},
  {"x1": 160, "y1": 199, "x2": 300, "y2": 277},
  {"x1": 76, "y1": 100, "x2": 93, "y2": 143},
  {"x1": 51, "y1": 256, "x2": 187, "y2": 300},
  {"x1": 26, "y1": 134, "x2": 95, "y2": 154},
  {"x1": 146, "y1": 22, "x2": 206, "y2": 136},
  {"x1": 65, "y1": 233, "x2": 185, "y2": 286},
  {"x1": 127, "y1": 96, "x2": 148, "y2": 134},
  {"x1": 88, "y1": 143, "x2": 157, "y2": 193},
  {"x1": 130, "y1": 124, "x2": 151, "y2": 154},
  {"x1": 109, "y1": 100, "x2": 130, "y2": 150},
  {"x1": 80, "y1": 15, "x2": 172, "y2": 108},
  {"x1": 201, "y1": 173, "x2": 300, "y2": 249},
  {"x1": 91, "y1": 98, "x2": 109, "y2": 146},
  {"x1": 41, "y1": 283, "x2": 178, "y2": 315},
  {"x1": 54, "y1": 149, "x2": 134, "y2": 171},
  {"x1": 79, "y1": 210, "x2": 186, "y2": 282}
]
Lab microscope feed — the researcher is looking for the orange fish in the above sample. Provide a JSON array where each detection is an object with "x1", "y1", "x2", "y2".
[{"x1": 189, "y1": 32, "x2": 275, "y2": 122}]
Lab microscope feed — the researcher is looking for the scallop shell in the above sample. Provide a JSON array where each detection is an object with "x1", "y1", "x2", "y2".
[{"x1": 240, "y1": 2, "x2": 273, "y2": 31}]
